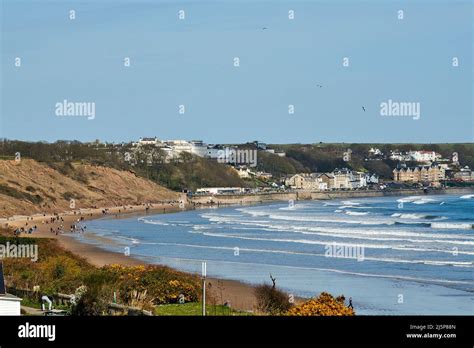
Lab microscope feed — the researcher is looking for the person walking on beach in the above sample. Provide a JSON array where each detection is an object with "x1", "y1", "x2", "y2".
[{"x1": 348, "y1": 297, "x2": 353, "y2": 309}]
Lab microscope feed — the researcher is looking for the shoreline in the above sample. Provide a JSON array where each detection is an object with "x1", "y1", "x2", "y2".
[
  {"x1": 2, "y1": 187, "x2": 473, "y2": 312},
  {"x1": 1, "y1": 202, "x2": 264, "y2": 311}
]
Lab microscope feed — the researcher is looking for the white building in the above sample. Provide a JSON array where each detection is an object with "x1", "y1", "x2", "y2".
[
  {"x1": 389, "y1": 151, "x2": 410, "y2": 161},
  {"x1": 0, "y1": 294, "x2": 21, "y2": 315},
  {"x1": 332, "y1": 169, "x2": 353, "y2": 189},
  {"x1": 349, "y1": 172, "x2": 378, "y2": 188},
  {"x1": 0, "y1": 263, "x2": 21, "y2": 316},
  {"x1": 137, "y1": 137, "x2": 162, "y2": 146},
  {"x1": 195, "y1": 187, "x2": 244, "y2": 195},
  {"x1": 164, "y1": 140, "x2": 193, "y2": 155},
  {"x1": 369, "y1": 147, "x2": 383, "y2": 156},
  {"x1": 256, "y1": 171, "x2": 273, "y2": 180},
  {"x1": 409, "y1": 151, "x2": 440, "y2": 162},
  {"x1": 454, "y1": 166, "x2": 474, "y2": 181},
  {"x1": 205, "y1": 145, "x2": 224, "y2": 159},
  {"x1": 190, "y1": 141, "x2": 208, "y2": 157},
  {"x1": 235, "y1": 167, "x2": 252, "y2": 178}
]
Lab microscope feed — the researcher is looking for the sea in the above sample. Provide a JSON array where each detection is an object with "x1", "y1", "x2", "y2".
[{"x1": 73, "y1": 193, "x2": 474, "y2": 315}]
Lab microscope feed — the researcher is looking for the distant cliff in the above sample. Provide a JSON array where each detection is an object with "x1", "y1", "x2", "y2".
[{"x1": 0, "y1": 159, "x2": 179, "y2": 217}]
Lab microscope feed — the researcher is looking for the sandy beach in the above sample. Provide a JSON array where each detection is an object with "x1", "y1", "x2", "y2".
[
  {"x1": 1, "y1": 202, "x2": 260, "y2": 312},
  {"x1": 2, "y1": 187, "x2": 472, "y2": 313}
]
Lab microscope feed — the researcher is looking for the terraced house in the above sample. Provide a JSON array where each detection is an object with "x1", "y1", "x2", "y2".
[
  {"x1": 284, "y1": 173, "x2": 329, "y2": 190},
  {"x1": 285, "y1": 170, "x2": 377, "y2": 190},
  {"x1": 393, "y1": 164, "x2": 446, "y2": 184}
]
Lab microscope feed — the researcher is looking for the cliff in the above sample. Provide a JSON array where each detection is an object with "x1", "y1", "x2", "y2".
[{"x1": 0, "y1": 159, "x2": 179, "y2": 217}]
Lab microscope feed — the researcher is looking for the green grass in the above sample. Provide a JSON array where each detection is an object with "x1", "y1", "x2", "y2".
[
  {"x1": 154, "y1": 302, "x2": 251, "y2": 316},
  {"x1": 20, "y1": 297, "x2": 42, "y2": 309},
  {"x1": 0, "y1": 184, "x2": 43, "y2": 204}
]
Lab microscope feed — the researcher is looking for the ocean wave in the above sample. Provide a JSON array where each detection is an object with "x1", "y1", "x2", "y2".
[
  {"x1": 393, "y1": 221, "x2": 431, "y2": 227},
  {"x1": 130, "y1": 254, "x2": 474, "y2": 286},
  {"x1": 138, "y1": 217, "x2": 169, "y2": 226},
  {"x1": 191, "y1": 230, "x2": 474, "y2": 254},
  {"x1": 338, "y1": 205, "x2": 372, "y2": 209},
  {"x1": 460, "y1": 194, "x2": 474, "y2": 199},
  {"x1": 112, "y1": 235, "x2": 142, "y2": 245},
  {"x1": 396, "y1": 196, "x2": 423, "y2": 203},
  {"x1": 234, "y1": 209, "x2": 268, "y2": 217},
  {"x1": 204, "y1": 211, "x2": 465, "y2": 230},
  {"x1": 341, "y1": 200, "x2": 361, "y2": 206},
  {"x1": 431, "y1": 222, "x2": 473, "y2": 230},
  {"x1": 391, "y1": 213, "x2": 446, "y2": 220},
  {"x1": 412, "y1": 198, "x2": 438, "y2": 205},
  {"x1": 345, "y1": 211, "x2": 369, "y2": 216},
  {"x1": 272, "y1": 225, "x2": 474, "y2": 244},
  {"x1": 323, "y1": 202, "x2": 341, "y2": 206},
  {"x1": 278, "y1": 203, "x2": 312, "y2": 210},
  {"x1": 138, "y1": 241, "x2": 474, "y2": 267},
  {"x1": 266, "y1": 214, "x2": 382, "y2": 225},
  {"x1": 200, "y1": 211, "x2": 474, "y2": 243},
  {"x1": 395, "y1": 196, "x2": 439, "y2": 205}
]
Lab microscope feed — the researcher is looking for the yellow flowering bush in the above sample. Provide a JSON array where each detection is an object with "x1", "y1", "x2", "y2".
[
  {"x1": 101, "y1": 264, "x2": 200, "y2": 306},
  {"x1": 286, "y1": 292, "x2": 355, "y2": 316}
]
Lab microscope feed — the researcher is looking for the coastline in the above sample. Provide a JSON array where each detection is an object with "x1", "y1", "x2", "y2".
[
  {"x1": 1, "y1": 202, "x2": 262, "y2": 311},
  {"x1": 2, "y1": 186, "x2": 473, "y2": 312}
]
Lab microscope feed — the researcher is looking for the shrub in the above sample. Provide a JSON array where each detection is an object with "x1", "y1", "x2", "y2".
[
  {"x1": 1, "y1": 236, "x2": 201, "y2": 314},
  {"x1": 102, "y1": 264, "x2": 200, "y2": 306},
  {"x1": 0, "y1": 184, "x2": 43, "y2": 204},
  {"x1": 254, "y1": 275, "x2": 292, "y2": 314},
  {"x1": 62, "y1": 192, "x2": 76, "y2": 201},
  {"x1": 25, "y1": 186, "x2": 36, "y2": 192},
  {"x1": 286, "y1": 292, "x2": 355, "y2": 316},
  {"x1": 70, "y1": 284, "x2": 110, "y2": 316}
]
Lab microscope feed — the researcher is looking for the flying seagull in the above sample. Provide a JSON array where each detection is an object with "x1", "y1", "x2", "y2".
[
  {"x1": 316, "y1": 84, "x2": 323, "y2": 88},
  {"x1": 262, "y1": 27, "x2": 268, "y2": 30},
  {"x1": 362, "y1": 106, "x2": 366, "y2": 112}
]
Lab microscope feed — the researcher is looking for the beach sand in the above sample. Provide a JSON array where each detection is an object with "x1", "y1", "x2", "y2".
[{"x1": 1, "y1": 203, "x2": 260, "y2": 312}]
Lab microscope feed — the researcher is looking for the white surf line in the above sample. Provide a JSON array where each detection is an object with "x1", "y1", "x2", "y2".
[
  {"x1": 189, "y1": 230, "x2": 474, "y2": 256},
  {"x1": 245, "y1": 222, "x2": 474, "y2": 240},
  {"x1": 142, "y1": 242, "x2": 473, "y2": 267},
  {"x1": 193, "y1": 223, "x2": 474, "y2": 245},
  {"x1": 197, "y1": 215, "x2": 474, "y2": 241},
  {"x1": 125, "y1": 253, "x2": 474, "y2": 286}
]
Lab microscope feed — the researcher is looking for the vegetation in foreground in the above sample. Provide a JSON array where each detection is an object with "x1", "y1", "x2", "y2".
[
  {"x1": 254, "y1": 274, "x2": 355, "y2": 316},
  {"x1": 0, "y1": 234, "x2": 200, "y2": 314},
  {"x1": 154, "y1": 302, "x2": 248, "y2": 316},
  {"x1": 1, "y1": 233, "x2": 354, "y2": 316},
  {"x1": 286, "y1": 293, "x2": 355, "y2": 316}
]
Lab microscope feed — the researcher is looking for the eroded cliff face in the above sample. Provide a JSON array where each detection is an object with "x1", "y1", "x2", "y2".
[{"x1": 0, "y1": 159, "x2": 179, "y2": 217}]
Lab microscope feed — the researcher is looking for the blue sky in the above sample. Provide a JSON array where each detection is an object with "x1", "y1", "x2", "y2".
[{"x1": 1, "y1": 0, "x2": 472, "y2": 144}]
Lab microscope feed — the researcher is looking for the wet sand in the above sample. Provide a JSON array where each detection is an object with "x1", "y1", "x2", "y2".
[{"x1": 2, "y1": 203, "x2": 260, "y2": 312}]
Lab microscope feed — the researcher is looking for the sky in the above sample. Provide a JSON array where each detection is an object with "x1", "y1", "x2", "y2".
[{"x1": 0, "y1": 0, "x2": 473, "y2": 144}]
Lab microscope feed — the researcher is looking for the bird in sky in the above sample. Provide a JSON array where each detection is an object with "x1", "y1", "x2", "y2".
[
  {"x1": 262, "y1": 27, "x2": 268, "y2": 30},
  {"x1": 316, "y1": 84, "x2": 323, "y2": 88},
  {"x1": 362, "y1": 106, "x2": 366, "y2": 112}
]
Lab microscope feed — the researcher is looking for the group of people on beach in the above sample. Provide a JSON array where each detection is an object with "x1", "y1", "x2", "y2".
[
  {"x1": 48, "y1": 219, "x2": 87, "y2": 235},
  {"x1": 5, "y1": 201, "x2": 180, "y2": 238},
  {"x1": 13, "y1": 224, "x2": 37, "y2": 236},
  {"x1": 8, "y1": 211, "x2": 90, "y2": 237}
]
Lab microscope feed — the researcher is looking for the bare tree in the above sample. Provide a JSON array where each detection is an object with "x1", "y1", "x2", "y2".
[{"x1": 269, "y1": 274, "x2": 276, "y2": 289}]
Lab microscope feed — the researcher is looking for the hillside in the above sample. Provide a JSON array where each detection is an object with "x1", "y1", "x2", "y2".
[
  {"x1": 0, "y1": 140, "x2": 246, "y2": 192},
  {"x1": 0, "y1": 159, "x2": 179, "y2": 218},
  {"x1": 1, "y1": 140, "x2": 472, "y2": 191},
  {"x1": 257, "y1": 143, "x2": 474, "y2": 179}
]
